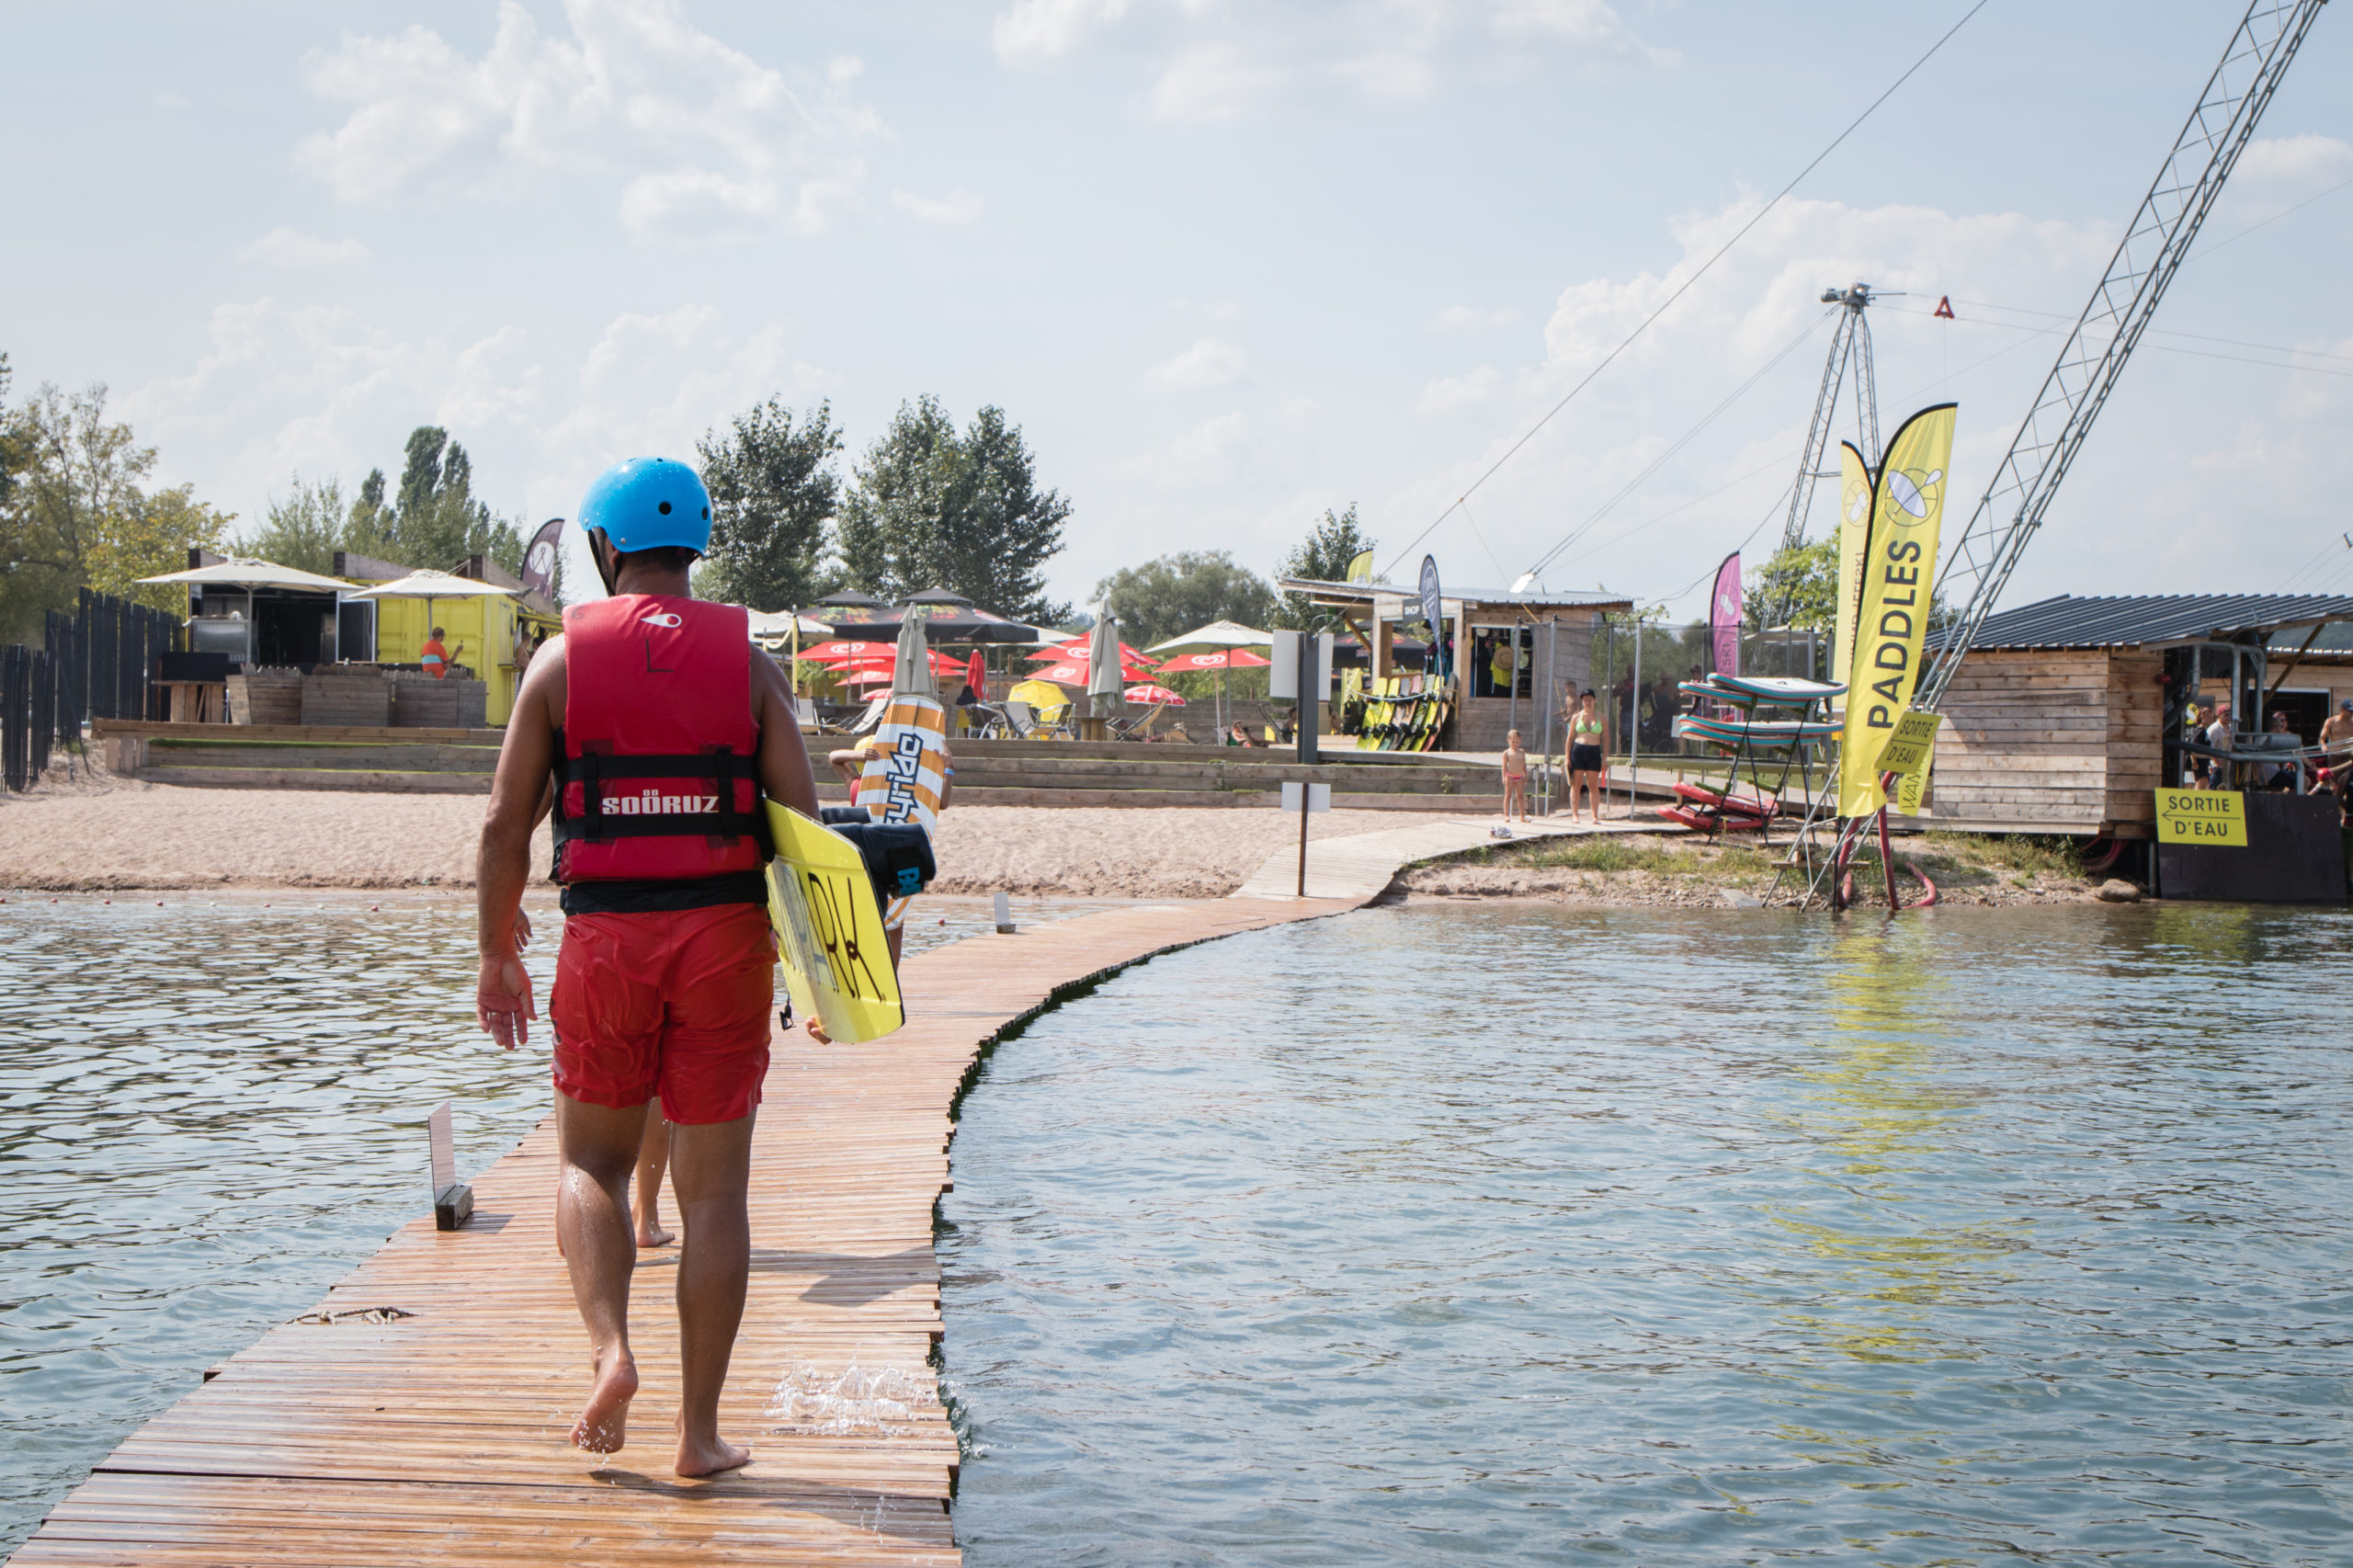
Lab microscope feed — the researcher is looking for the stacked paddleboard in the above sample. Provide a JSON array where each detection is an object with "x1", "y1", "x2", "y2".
[
  {"x1": 1350, "y1": 673, "x2": 1451, "y2": 752},
  {"x1": 1662, "y1": 673, "x2": 1845, "y2": 834}
]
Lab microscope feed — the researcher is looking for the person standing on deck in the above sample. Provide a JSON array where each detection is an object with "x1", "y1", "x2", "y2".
[{"x1": 473, "y1": 456, "x2": 821, "y2": 1478}]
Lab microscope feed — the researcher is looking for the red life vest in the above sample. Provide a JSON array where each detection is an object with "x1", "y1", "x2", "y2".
[{"x1": 551, "y1": 595, "x2": 766, "y2": 885}]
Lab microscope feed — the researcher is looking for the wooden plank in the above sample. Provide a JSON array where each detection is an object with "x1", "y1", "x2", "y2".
[{"x1": 18, "y1": 820, "x2": 1535, "y2": 1566}]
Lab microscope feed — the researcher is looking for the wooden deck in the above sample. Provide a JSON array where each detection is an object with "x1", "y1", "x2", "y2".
[{"x1": 22, "y1": 809, "x2": 1598, "y2": 1562}]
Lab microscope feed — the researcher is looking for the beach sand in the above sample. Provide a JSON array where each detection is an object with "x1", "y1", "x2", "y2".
[{"x1": 0, "y1": 777, "x2": 1433, "y2": 898}]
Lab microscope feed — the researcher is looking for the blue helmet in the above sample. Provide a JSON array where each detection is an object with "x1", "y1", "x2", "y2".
[{"x1": 578, "y1": 457, "x2": 712, "y2": 554}]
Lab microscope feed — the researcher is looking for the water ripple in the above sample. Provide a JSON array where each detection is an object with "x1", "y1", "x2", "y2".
[{"x1": 940, "y1": 902, "x2": 2353, "y2": 1566}]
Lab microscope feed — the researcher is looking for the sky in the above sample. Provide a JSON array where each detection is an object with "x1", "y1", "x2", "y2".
[{"x1": 6, "y1": 0, "x2": 2351, "y2": 619}]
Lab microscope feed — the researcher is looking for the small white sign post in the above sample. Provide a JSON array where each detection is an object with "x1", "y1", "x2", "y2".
[{"x1": 428, "y1": 1101, "x2": 472, "y2": 1232}]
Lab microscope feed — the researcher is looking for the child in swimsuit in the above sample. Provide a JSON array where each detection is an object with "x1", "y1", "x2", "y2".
[{"x1": 1501, "y1": 729, "x2": 1529, "y2": 823}]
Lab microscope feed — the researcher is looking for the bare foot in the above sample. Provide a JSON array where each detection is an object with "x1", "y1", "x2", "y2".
[
  {"x1": 635, "y1": 1220, "x2": 675, "y2": 1248},
  {"x1": 572, "y1": 1348, "x2": 639, "y2": 1454},
  {"x1": 676, "y1": 1415, "x2": 753, "y2": 1478}
]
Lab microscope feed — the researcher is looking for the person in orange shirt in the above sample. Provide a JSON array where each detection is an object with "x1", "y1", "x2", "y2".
[{"x1": 420, "y1": 627, "x2": 453, "y2": 679}]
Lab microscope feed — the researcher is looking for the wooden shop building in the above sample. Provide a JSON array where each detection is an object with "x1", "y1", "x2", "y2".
[{"x1": 1921, "y1": 592, "x2": 2353, "y2": 838}]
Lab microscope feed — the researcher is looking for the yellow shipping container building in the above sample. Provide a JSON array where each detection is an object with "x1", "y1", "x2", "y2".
[{"x1": 339, "y1": 553, "x2": 563, "y2": 726}]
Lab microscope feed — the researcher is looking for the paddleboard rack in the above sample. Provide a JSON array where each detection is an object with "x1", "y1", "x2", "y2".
[{"x1": 1664, "y1": 675, "x2": 1843, "y2": 846}]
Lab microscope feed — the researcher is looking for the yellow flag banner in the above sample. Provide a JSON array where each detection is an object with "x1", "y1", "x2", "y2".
[
  {"x1": 1838, "y1": 403, "x2": 1958, "y2": 817},
  {"x1": 1829, "y1": 440, "x2": 1873, "y2": 703}
]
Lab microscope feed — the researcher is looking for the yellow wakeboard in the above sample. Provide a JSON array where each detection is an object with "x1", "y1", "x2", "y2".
[{"x1": 764, "y1": 801, "x2": 904, "y2": 1043}]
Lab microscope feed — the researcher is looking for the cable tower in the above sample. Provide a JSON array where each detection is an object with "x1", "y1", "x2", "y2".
[
  {"x1": 1915, "y1": 0, "x2": 2328, "y2": 712},
  {"x1": 1779, "y1": 281, "x2": 1884, "y2": 556}
]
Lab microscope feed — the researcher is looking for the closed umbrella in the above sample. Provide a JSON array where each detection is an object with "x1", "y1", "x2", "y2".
[
  {"x1": 965, "y1": 649, "x2": 988, "y2": 704},
  {"x1": 1086, "y1": 608, "x2": 1124, "y2": 724},
  {"x1": 891, "y1": 610, "x2": 938, "y2": 701}
]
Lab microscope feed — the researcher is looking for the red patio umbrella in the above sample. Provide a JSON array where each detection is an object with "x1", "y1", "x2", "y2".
[
  {"x1": 1029, "y1": 639, "x2": 1146, "y2": 662},
  {"x1": 1157, "y1": 649, "x2": 1272, "y2": 674},
  {"x1": 965, "y1": 649, "x2": 987, "y2": 701},
  {"x1": 1123, "y1": 684, "x2": 1187, "y2": 705}
]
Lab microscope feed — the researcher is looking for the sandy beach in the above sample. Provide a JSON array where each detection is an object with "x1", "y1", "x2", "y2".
[
  {"x1": 0, "y1": 760, "x2": 2119, "y2": 908},
  {"x1": 0, "y1": 775, "x2": 1432, "y2": 898}
]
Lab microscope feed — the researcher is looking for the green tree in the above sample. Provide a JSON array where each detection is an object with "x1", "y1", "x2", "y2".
[
  {"x1": 1271, "y1": 504, "x2": 1373, "y2": 629},
  {"x1": 1093, "y1": 550, "x2": 1276, "y2": 649},
  {"x1": 345, "y1": 468, "x2": 395, "y2": 558},
  {"x1": 244, "y1": 474, "x2": 347, "y2": 576},
  {"x1": 0, "y1": 380, "x2": 232, "y2": 639},
  {"x1": 381, "y1": 426, "x2": 526, "y2": 574},
  {"x1": 696, "y1": 398, "x2": 841, "y2": 610},
  {"x1": 1745, "y1": 539, "x2": 1838, "y2": 632},
  {"x1": 836, "y1": 396, "x2": 1072, "y2": 622},
  {"x1": 0, "y1": 354, "x2": 20, "y2": 526}
]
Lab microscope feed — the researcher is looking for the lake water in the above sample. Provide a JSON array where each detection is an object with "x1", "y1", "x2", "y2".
[
  {"x1": 0, "y1": 888, "x2": 1123, "y2": 1554},
  {"x1": 939, "y1": 903, "x2": 2353, "y2": 1566}
]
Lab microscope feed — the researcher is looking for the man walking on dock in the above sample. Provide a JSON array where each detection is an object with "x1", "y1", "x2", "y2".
[{"x1": 472, "y1": 457, "x2": 820, "y2": 1477}]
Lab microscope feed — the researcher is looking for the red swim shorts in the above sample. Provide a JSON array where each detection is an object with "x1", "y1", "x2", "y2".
[{"x1": 551, "y1": 903, "x2": 777, "y2": 1125}]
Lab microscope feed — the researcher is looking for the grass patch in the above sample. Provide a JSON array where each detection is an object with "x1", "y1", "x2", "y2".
[
  {"x1": 1518, "y1": 838, "x2": 1688, "y2": 875},
  {"x1": 1922, "y1": 831, "x2": 2085, "y2": 881},
  {"x1": 1439, "y1": 835, "x2": 1785, "y2": 884}
]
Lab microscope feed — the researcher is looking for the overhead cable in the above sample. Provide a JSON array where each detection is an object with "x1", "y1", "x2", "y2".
[{"x1": 1380, "y1": 0, "x2": 1993, "y2": 581}]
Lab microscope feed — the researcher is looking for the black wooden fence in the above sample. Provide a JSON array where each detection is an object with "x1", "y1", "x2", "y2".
[
  {"x1": 1, "y1": 645, "x2": 54, "y2": 792},
  {"x1": 44, "y1": 607, "x2": 83, "y2": 740},
  {"x1": 2, "y1": 589, "x2": 177, "y2": 790},
  {"x1": 77, "y1": 587, "x2": 176, "y2": 722}
]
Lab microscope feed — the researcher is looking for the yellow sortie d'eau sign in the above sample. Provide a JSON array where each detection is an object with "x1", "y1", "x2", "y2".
[
  {"x1": 2155, "y1": 789, "x2": 2248, "y2": 846},
  {"x1": 1838, "y1": 403, "x2": 1959, "y2": 817}
]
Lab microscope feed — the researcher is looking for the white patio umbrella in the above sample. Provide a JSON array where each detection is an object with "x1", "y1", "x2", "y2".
[
  {"x1": 345, "y1": 570, "x2": 518, "y2": 670},
  {"x1": 137, "y1": 558, "x2": 360, "y2": 664},
  {"x1": 1144, "y1": 619, "x2": 1271, "y2": 735},
  {"x1": 1086, "y1": 607, "x2": 1125, "y2": 723}
]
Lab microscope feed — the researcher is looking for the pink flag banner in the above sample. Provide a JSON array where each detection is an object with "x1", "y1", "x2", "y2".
[{"x1": 1709, "y1": 551, "x2": 1743, "y2": 680}]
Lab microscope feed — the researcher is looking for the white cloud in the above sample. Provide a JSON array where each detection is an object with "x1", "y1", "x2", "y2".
[
  {"x1": 1151, "y1": 337, "x2": 1250, "y2": 388},
  {"x1": 989, "y1": 0, "x2": 1670, "y2": 117},
  {"x1": 122, "y1": 296, "x2": 831, "y2": 540},
  {"x1": 1419, "y1": 364, "x2": 1502, "y2": 411},
  {"x1": 1430, "y1": 304, "x2": 1519, "y2": 332},
  {"x1": 240, "y1": 228, "x2": 372, "y2": 267},
  {"x1": 1147, "y1": 45, "x2": 1287, "y2": 124},
  {"x1": 2233, "y1": 131, "x2": 2353, "y2": 186},
  {"x1": 1383, "y1": 188, "x2": 2353, "y2": 611},
  {"x1": 993, "y1": 0, "x2": 1130, "y2": 65},
  {"x1": 892, "y1": 187, "x2": 985, "y2": 226},
  {"x1": 296, "y1": 1, "x2": 886, "y2": 239}
]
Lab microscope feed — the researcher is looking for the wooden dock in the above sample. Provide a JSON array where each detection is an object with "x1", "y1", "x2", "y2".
[{"x1": 11, "y1": 817, "x2": 1564, "y2": 1565}]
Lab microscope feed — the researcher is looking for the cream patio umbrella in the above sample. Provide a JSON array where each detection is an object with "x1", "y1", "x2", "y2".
[
  {"x1": 1145, "y1": 619, "x2": 1271, "y2": 736},
  {"x1": 136, "y1": 558, "x2": 361, "y2": 665},
  {"x1": 345, "y1": 569, "x2": 518, "y2": 672}
]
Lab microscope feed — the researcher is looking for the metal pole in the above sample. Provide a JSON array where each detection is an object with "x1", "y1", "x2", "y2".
[
  {"x1": 1296, "y1": 781, "x2": 1311, "y2": 897},
  {"x1": 1627, "y1": 616, "x2": 1643, "y2": 818},
  {"x1": 1540, "y1": 619, "x2": 1558, "y2": 816}
]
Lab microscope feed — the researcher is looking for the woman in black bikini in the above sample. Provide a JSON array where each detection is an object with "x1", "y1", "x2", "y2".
[{"x1": 1567, "y1": 688, "x2": 1607, "y2": 824}]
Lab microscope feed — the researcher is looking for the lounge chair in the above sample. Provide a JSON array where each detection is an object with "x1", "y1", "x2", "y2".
[{"x1": 999, "y1": 699, "x2": 1074, "y2": 741}]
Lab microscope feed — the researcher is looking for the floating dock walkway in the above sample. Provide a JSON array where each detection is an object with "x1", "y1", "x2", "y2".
[{"x1": 14, "y1": 816, "x2": 1601, "y2": 1565}]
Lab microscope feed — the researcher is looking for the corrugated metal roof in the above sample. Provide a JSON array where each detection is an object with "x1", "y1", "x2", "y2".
[
  {"x1": 1279, "y1": 576, "x2": 1633, "y2": 610},
  {"x1": 2268, "y1": 620, "x2": 2353, "y2": 654},
  {"x1": 1950, "y1": 594, "x2": 2353, "y2": 650}
]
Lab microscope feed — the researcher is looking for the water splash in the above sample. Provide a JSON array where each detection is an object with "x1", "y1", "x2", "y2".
[{"x1": 765, "y1": 1358, "x2": 940, "y2": 1437}]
